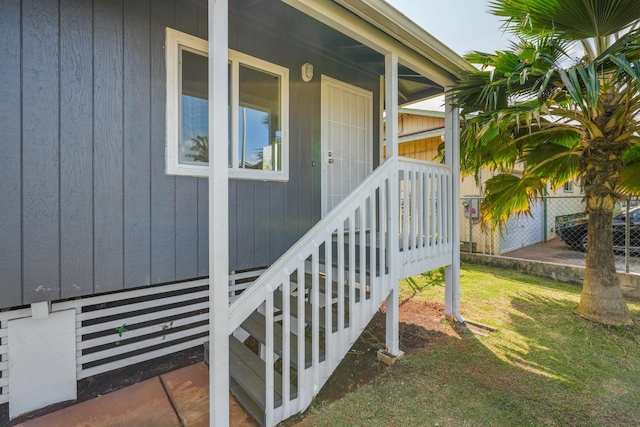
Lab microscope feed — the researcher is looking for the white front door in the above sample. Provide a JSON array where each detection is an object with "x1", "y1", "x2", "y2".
[{"x1": 321, "y1": 75, "x2": 373, "y2": 217}]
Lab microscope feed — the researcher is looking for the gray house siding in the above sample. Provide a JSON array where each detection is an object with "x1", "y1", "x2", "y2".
[{"x1": 0, "y1": 0, "x2": 381, "y2": 310}]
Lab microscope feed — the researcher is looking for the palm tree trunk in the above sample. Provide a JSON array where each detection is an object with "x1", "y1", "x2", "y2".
[{"x1": 576, "y1": 206, "x2": 631, "y2": 325}]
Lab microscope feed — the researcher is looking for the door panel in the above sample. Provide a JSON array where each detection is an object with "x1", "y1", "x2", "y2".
[{"x1": 321, "y1": 76, "x2": 373, "y2": 217}]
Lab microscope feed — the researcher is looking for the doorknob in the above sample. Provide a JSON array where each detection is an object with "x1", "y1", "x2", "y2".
[{"x1": 328, "y1": 158, "x2": 334, "y2": 164}]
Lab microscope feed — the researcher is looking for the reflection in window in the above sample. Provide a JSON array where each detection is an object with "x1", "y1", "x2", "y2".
[
  {"x1": 180, "y1": 49, "x2": 209, "y2": 165},
  {"x1": 238, "y1": 65, "x2": 281, "y2": 171}
]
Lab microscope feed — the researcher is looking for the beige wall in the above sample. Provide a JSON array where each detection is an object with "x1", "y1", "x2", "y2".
[
  {"x1": 398, "y1": 113, "x2": 444, "y2": 137},
  {"x1": 398, "y1": 137, "x2": 441, "y2": 162}
]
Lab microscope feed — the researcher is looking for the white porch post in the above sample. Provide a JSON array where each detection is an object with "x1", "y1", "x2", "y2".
[
  {"x1": 384, "y1": 52, "x2": 402, "y2": 357},
  {"x1": 384, "y1": 53, "x2": 399, "y2": 158},
  {"x1": 208, "y1": 0, "x2": 230, "y2": 425},
  {"x1": 444, "y1": 91, "x2": 465, "y2": 323}
]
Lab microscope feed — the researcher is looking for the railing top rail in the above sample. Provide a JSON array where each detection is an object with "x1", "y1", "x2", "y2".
[
  {"x1": 228, "y1": 157, "x2": 395, "y2": 327},
  {"x1": 398, "y1": 156, "x2": 451, "y2": 170}
]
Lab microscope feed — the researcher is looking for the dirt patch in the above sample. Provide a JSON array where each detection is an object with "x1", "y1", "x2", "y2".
[{"x1": 282, "y1": 298, "x2": 452, "y2": 426}]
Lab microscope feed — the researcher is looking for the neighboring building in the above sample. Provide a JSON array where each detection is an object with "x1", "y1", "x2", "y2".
[{"x1": 390, "y1": 109, "x2": 586, "y2": 255}]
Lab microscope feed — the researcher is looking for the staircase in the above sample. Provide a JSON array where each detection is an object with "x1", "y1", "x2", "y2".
[{"x1": 223, "y1": 157, "x2": 452, "y2": 426}]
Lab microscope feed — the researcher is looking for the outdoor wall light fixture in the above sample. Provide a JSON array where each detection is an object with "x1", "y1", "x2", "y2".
[{"x1": 301, "y1": 62, "x2": 314, "y2": 82}]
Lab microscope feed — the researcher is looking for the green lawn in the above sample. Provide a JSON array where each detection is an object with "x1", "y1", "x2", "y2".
[{"x1": 292, "y1": 263, "x2": 640, "y2": 427}]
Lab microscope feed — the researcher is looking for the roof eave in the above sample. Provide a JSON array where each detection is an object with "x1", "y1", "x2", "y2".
[{"x1": 334, "y1": 0, "x2": 475, "y2": 77}]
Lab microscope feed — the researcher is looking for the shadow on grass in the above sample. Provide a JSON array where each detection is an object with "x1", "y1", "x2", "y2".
[
  {"x1": 403, "y1": 267, "x2": 445, "y2": 301},
  {"x1": 286, "y1": 275, "x2": 640, "y2": 427}
]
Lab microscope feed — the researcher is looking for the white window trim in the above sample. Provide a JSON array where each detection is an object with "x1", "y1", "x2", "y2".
[
  {"x1": 563, "y1": 181, "x2": 574, "y2": 193},
  {"x1": 165, "y1": 28, "x2": 289, "y2": 181}
]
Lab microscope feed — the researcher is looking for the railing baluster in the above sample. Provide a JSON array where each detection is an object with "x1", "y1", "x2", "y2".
[
  {"x1": 412, "y1": 166, "x2": 418, "y2": 262},
  {"x1": 438, "y1": 173, "x2": 446, "y2": 254},
  {"x1": 349, "y1": 211, "x2": 356, "y2": 342},
  {"x1": 369, "y1": 188, "x2": 377, "y2": 308},
  {"x1": 282, "y1": 278, "x2": 291, "y2": 414},
  {"x1": 402, "y1": 169, "x2": 409, "y2": 260},
  {"x1": 324, "y1": 234, "x2": 333, "y2": 371},
  {"x1": 311, "y1": 245, "x2": 320, "y2": 393},
  {"x1": 296, "y1": 265, "x2": 306, "y2": 412},
  {"x1": 431, "y1": 170, "x2": 438, "y2": 257},
  {"x1": 380, "y1": 177, "x2": 387, "y2": 286},
  {"x1": 337, "y1": 219, "x2": 345, "y2": 352},
  {"x1": 445, "y1": 172, "x2": 450, "y2": 252},
  {"x1": 265, "y1": 291, "x2": 275, "y2": 426},
  {"x1": 359, "y1": 198, "x2": 367, "y2": 329},
  {"x1": 420, "y1": 169, "x2": 429, "y2": 259}
]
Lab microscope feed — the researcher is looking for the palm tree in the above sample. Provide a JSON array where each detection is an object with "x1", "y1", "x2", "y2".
[
  {"x1": 451, "y1": 0, "x2": 640, "y2": 325},
  {"x1": 186, "y1": 135, "x2": 209, "y2": 163}
]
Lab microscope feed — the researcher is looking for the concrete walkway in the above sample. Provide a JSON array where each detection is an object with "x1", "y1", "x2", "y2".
[
  {"x1": 502, "y1": 237, "x2": 640, "y2": 273},
  {"x1": 16, "y1": 363, "x2": 257, "y2": 427}
]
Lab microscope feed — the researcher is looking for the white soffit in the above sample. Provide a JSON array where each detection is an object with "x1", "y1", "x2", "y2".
[
  {"x1": 334, "y1": 0, "x2": 475, "y2": 76},
  {"x1": 283, "y1": 0, "x2": 456, "y2": 86}
]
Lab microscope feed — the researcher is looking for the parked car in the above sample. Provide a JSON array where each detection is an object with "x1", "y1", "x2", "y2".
[{"x1": 560, "y1": 207, "x2": 640, "y2": 252}]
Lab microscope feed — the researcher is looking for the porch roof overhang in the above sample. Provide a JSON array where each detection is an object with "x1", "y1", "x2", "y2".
[
  {"x1": 335, "y1": 0, "x2": 476, "y2": 78},
  {"x1": 277, "y1": 0, "x2": 473, "y2": 105}
]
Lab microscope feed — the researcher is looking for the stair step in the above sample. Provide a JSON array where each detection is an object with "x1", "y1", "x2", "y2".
[
  {"x1": 293, "y1": 273, "x2": 362, "y2": 303},
  {"x1": 273, "y1": 290, "x2": 343, "y2": 332},
  {"x1": 230, "y1": 377, "x2": 266, "y2": 427},
  {"x1": 229, "y1": 336, "x2": 297, "y2": 412},
  {"x1": 241, "y1": 311, "x2": 324, "y2": 369}
]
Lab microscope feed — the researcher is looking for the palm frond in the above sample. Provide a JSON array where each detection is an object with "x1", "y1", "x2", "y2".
[
  {"x1": 480, "y1": 173, "x2": 547, "y2": 229},
  {"x1": 489, "y1": 0, "x2": 640, "y2": 41},
  {"x1": 618, "y1": 161, "x2": 640, "y2": 195}
]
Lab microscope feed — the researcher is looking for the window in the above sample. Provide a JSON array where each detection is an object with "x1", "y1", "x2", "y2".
[
  {"x1": 166, "y1": 28, "x2": 289, "y2": 180},
  {"x1": 563, "y1": 181, "x2": 573, "y2": 193}
]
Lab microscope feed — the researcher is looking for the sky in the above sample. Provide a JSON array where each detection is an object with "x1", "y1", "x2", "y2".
[{"x1": 385, "y1": 0, "x2": 513, "y2": 110}]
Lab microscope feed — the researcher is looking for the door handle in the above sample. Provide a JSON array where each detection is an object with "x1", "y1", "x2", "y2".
[{"x1": 328, "y1": 158, "x2": 334, "y2": 164}]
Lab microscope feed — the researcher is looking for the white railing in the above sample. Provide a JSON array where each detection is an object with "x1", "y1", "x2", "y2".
[
  {"x1": 228, "y1": 156, "x2": 452, "y2": 426},
  {"x1": 398, "y1": 157, "x2": 453, "y2": 277}
]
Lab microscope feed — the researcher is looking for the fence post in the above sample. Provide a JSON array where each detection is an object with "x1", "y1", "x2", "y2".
[
  {"x1": 468, "y1": 203, "x2": 473, "y2": 253},
  {"x1": 626, "y1": 199, "x2": 630, "y2": 273}
]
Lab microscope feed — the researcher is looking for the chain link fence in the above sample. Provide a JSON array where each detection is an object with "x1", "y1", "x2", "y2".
[{"x1": 460, "y1": 195, "x2": 640, "y2": 273}]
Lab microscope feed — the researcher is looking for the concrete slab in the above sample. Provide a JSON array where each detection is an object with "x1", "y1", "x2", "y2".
[
  {"x1": 161, "y1": 362, "x2": 209, "y2": 427},
  {"x1": 16, "y1": 377, "x2": 181, "y2": 427},
  {"x1": 160, "y1": 362, "x2": 257, "y2": 427}
]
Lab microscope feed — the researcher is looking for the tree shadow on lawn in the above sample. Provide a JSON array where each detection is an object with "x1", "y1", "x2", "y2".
[
  {"x1": 479, "y1": 291, "x2": 640, "y2": 426},
  {"x1": 285, "y1": 287, "x2": 640, "y2": 426}
]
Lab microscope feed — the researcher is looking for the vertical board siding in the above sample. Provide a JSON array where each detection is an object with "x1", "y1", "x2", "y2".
[
  {"x1": 176, "y1": 177, "x2": 199, "y2": 280},
  {"x1": 93, "y1": 0, "x2": 125, "y2": 293},
  {"x1": 197, "y1": 178, "x2": 209, "y2": 276},
  {"x1": 150, "y1": 0, "x2": 176, "y2": 284},
  {"x1": 174, "y1": 1, "x2": 200, "y2": 281},
  {"x1": 297, "y1": 74, "x2": 314, "y2": 237},
  {"x1": 0, "y1": 0, "x2": 23, "y2": 308},
  {"x1": 236, "y1": 181, "x2": 256, "y2": 269},
  {"x1": 1, "y1": 0, "x2": 382, "y2": 308},
  {"x1": 60, "y1": 0, "x2": 94, "y2": 299},
  {"x1": 228, "y1": 180, "x2": 238, "y2": 271},
  {"x1": 21, "y1": 0, "x2": 60, "y2": 303},
  {"x1": 284, "y1": 78, "x2": 301, "y2": 251},
  {"x1": 123, "y1": 0, "x2": 152, "y2": 289}
]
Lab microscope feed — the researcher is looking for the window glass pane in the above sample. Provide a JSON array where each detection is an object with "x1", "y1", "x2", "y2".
[
  {"x1": 180, "y1": 49, "x2": 208, "y2": 165},
  {"x1": 238, "y1": 64, "x2": 281, "y2": 171}
]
